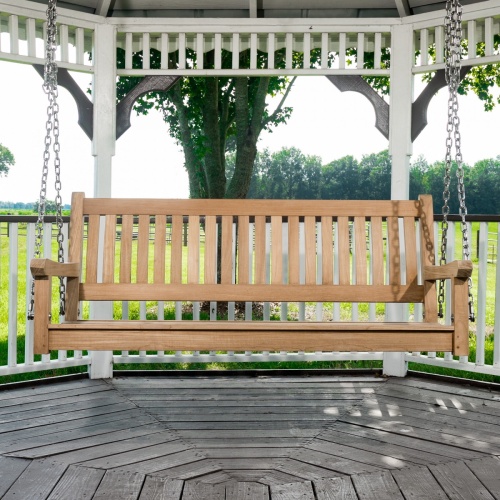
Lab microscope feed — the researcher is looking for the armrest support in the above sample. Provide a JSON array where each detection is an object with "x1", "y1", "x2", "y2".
[
  {"x1": 423, "y1": 260, "x2": 473, "y2": 282},
  {"x1": 31, "y1": 258, "x2": 80, "y2": 278}
]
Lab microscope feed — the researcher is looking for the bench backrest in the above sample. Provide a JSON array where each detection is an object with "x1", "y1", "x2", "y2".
[{"x1": 68, "y1": 193, "x2": 436, "y2": 308}]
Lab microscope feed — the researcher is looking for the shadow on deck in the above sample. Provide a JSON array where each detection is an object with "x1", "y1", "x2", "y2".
[{"x1": 1, "y1": 373, "x2": 500, "y2": 499}]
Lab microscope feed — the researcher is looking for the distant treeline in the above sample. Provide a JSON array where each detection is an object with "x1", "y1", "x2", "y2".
[
  {"x1": 0, "y1": 201, "x2": 71, "y2": 212},
  {"x1": 226, "y1": 148, "x2": 500, "y2": 214}
]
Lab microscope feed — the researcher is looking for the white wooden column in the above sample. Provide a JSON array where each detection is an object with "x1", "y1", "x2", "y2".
[
  {"x1": 384, "y1": 23, "x2": 414, "y2": 377},
  {"x1": 89, "y1": 22, "x2": 117, "y2": 379}
]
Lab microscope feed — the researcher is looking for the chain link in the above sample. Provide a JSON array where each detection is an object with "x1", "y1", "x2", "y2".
[
  {"x1": 439, "y1": 0, "x2": 475, "y2": 322},
  {"x1": 28, "y1": 0, "x2": 66, "y2": 320}
]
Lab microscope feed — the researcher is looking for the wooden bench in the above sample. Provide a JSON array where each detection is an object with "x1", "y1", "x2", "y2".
[{"x1": 31, "y1": 192, "x2": 472, "y2": 356}]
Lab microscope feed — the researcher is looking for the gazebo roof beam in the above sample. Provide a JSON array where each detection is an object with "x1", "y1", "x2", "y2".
[
  {"x1": 395, "y1": 0, "x2": 412, "y2": 17},
  {"x1": 95, "y1": 0, "x2": 113, "y2": 17}
]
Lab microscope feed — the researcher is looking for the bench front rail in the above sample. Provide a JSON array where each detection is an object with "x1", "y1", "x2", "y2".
[{"x1": 31, "y1": 193, "x2": 472, "y2": 356}]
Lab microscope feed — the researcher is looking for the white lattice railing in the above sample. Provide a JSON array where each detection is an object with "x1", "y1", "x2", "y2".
[
  {"x1": 1, "y1": 215, "x2": 499, "y2": 377},
  {"x1": 112, "y1": 19, "x2": 394, "y2": 77},
  {"x1": 410, "y1": 2, "x2": 500, "y2": 73},
  {"x1": 0, "y1": 1, "x2": 95, "y2": 71}
]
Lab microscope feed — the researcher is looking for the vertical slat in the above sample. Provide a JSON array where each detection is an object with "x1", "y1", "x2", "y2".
[
  {"x1": 125, "y1": 32, "x2": 133, "y2": 69},
  {"x1": 357, "y1": 32, "x2": 364, "y2": 68},
  {"x1": 267, "y1": 33, "x2": 275, "y2": 69},
  {"x1": 476, "y1": 221, "x2": 488, "y2": 365},
  {"x1": 444, "y1": 222, "x2": 455, "y2": 361},
  {"x1": 467, "y1": 20, "x2": 476, "y2": 59},
  {"x1": 254, "y1": 216, "x2": 266, "y2": 284},
  {"x1": 321, "y1": 32, "x2": 329, "y2": 68},
  {"x1": 337, "y1": 216, "x2": 350, "y2": 285},
  {"x1": 221, "y1": 216, "x2": 233, "y2": 284},
  {"x1": 9, "y1": 15, "x2": 19, "y2": 55},
  {"x1": 374, "y1": 32, "x2": 382, "y2": 69},
  {"x1": 271, "y1": 216, "x2": 283, "y2": 284},
  {"x1": 404, "y1": 217, "x2": 418, "y2": 286},
  {"x1": 420, "y1": 194, "x2": 437, "y2": 322},
  {"x1": 288, "y1": 216, "x2": 300, "y2": 285},
  {"x1": 8, "y1": 223, "x2": 18, "y2": 367},
  {"x1": 60, "y1": 24, "x2": 69, "y2": 62},
  {"x1": 494, "y1": 224, "x2": 500, "y2": 366},
  {"x1": 387, "y1": 216, "x2": 401, "y2": 285},
  {"x1": 187, "y1": 216, "x2": 200, "y2": 284},
  {"x1": 298, "y1": 222, "x2": 306, "y2": 320},
  {"x1": 485, "y1": 17, "x2": 493, "y2": 57},
  {"x1": 281, "y1": 222, "x2": 289, "y2": 321},
  {"x1": 333, "y1": 220, "x2": 341, "y2": 320},
  {"x1": 250, "y1": 33, "x2": 258, "y2": 69},
  {"x1": 303, "y1": 32, "x2": 311, "y2": 69},
  {"x1": 232, "y1": 33, "x2": 240, "y2": 69},
  {"x1": 86, "y1": 214, "x2": 100, "y2": 283},
  {"x1": 354, "y1": 217, "x2": 367, "y2": 285},
  {"x1": 103, "y1": 215, "x2": 116, "y2": 284},
  {"x1": 27, "y1": 18, "x2": 36, "y2": 57},
  {"x1": 204, "y1": 216, "x2": 217, "y2": 285},
  {"x1": 286, "y1": 32, "x2": 293, "y2": 69},
  {"x1": 178, "y1": 33, "x2": 186, "y2": 69},
  {"x1": 120, "y1": 215, "x2": 133, "y2": 283},
  {"x1": 142, "y1": 32, "x2": 150, "y2": 69},
  {"x1": 237, "y1": 216, "x2": 250, "y2": 284},
  {"x1": 214, "y1": 33, "x2": 222, "y2": 69},
  {"x1": 196, "y1": 33, "x2": 204, "y2": 69},
  {"x1": 161, "y1": 33, "x2": 169, "y2": 69},
  {"x1": 321, "y1": 216, "x2": 333, "y2": 285},
  {"x1": 339, "y1": 32, "x2": 346, "y2": 69},
  {"x1": 420, "y1": 28, "x2": 428, "y2": 66},
  {"x1": 435, "y1": 26, "x2": 444, "y2": 64},
  {"x1": 170, "y1": 215, "x2": 183, "y2": 284},
  {"x1": 264, "y1": 222, "x2": 271, "y2": 320},
  {"x1": 75, "y1": 27, "x2": 85, "y2": 65},
  {"x1": 137, "y1": 214, "x2": 149, "y2": 284},
  {"x1": 371, "y1": 216, "x2": 384, "y2": 285},
  {"x1": 25, "y1": 224, "x2": 35, "y2": 363},
  {"x1": 304, "y1": 216, "x2": 316, "y2": 285},
  {"x1": 154, "y1": 215, "x2": 166, "y2": 284}
]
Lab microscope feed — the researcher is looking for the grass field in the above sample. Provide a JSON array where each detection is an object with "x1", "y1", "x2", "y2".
[{"x1": 1, "y1": 219, "x2": 499, "y2": 384}]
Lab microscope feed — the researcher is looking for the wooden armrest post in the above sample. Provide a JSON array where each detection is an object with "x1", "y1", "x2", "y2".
[
  {"x1": 65, "y1": 277, "x2": 80, "y2": 321},
  {"x1": 452, "y1": 277, "x2": 470, "y2": 356},
  {"x1": 33, "y1": 277, "x2": 51, "y2": 355}
]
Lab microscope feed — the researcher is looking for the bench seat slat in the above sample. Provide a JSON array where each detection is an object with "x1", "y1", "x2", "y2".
[
  {"x1": 47, "y1": 325, "x2": 453, "y2": 352},
  {"x1": 79, "y1": 283, "x2": 425, "y2": 303}
]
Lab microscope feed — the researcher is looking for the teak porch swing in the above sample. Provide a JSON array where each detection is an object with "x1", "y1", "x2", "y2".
[
  {"x1": 30, "y1": 193, "x2": 473, "y2": 356},
  {"x1": 29, "y1": 0, "x2": 474, "y2": 357}
]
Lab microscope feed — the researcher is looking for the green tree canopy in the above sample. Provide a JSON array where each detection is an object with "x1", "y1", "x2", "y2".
[{"x1": 0, "y1": 144, "x2": 15, "y2": 178}]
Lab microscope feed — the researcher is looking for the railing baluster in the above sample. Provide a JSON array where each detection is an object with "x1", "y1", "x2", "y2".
[
  {"x1": 494, "y1": 223, "x2": 500, "y2": 367},
  {"x1": 8, "y1": 223, "x2": 18, "y2": 368},
  {"x1": 142, "y1": 32, "x2": 150, "y2": 69},
  {"x1": 476, "y1": 221, "x2": 488, "y2": 366}
]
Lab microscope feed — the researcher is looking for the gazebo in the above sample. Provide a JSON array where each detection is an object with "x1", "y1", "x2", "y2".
[{"x1": 1, "y1": 1, "x2": 500, "y2": 497}]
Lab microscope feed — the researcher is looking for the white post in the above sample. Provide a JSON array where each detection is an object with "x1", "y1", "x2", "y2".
[
  {"x1": 89, "y1": 22, "x2": 117, "y2": 379},
  {"x1": 384, "y1": 23, "x2": 414, "y2": 377}
]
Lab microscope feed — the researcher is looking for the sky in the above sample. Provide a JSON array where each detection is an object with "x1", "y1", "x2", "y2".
[{"x1": 0, "y1": 59, "x2": 499, "y2": 203}]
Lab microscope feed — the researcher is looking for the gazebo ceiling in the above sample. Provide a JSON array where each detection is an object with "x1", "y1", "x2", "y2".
[{"x1": 28, "y1": 0, "x2": 488, "y2": 18}]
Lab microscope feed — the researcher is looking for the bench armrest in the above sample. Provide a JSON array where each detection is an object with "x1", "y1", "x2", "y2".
[
  {"x1": 31, "y1": 258, "x2": 80, "y2": 278},
  {"x1": 423, "y1": 260, "x2": 473, "y2": 282}
]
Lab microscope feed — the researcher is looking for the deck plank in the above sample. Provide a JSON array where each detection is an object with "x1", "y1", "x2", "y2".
[
  {"x1": 46, "y1": 464, "x2": 105, "y2": 500},
  {"x1": 270, "y1": 481, "x2": 315, "y2": 500},
  {"x1": 313, "y1": 477, "x2": 358, "y2": 500},
  {"x1": 92, "y1": 470, "x2": 145, "y2": 500},
  {"x1": 391, "y1": 465, "x2": 449, "y2": 500},
  {"x1": 0, "y1": 456, "x2": 31, "y2": 497},
  {"x1": 138, "y1": 476, "x2": 184, "y2": 500},
  {"x1": 1, "y1": 459, "x2": 68, "y2": 500},
  {"x1": 225, "y1": 481, "x2": 270, "y2": 499},
  {"x1": 351, "y1": 470, "x2": 404, "y2": 500},
  {"x1": 429, "y1": 460, "x2": 497, "y2": 500},
  {"x1": 465, "y1": 456, "x2": 500, "y2": 499},
  {"x1": 182, "y1": 481, "x2": 225, "y2": 500}
]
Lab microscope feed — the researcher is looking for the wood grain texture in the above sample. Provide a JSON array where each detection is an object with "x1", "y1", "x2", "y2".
[
  {"x1": 46, "y1": 464, "x2": 105, "y2": 500},
  {"x1": 237, "y1": 216, "x2": 250, "y2": 285},
  {"x1": 271, "y1": 215, "x2": 283, "y2": 284},
  {"x1": 337, "y1": 217, "x2": 350, "y2": 285},
  {"x1": 103, "y1": 214, "x2": 116, "y2": 284},
  {"x1": 314, "y1": 477, "x2": 358, "y2": 500},
  {"x1": 321, "y1": 216, "x2": 333, "y2": 285},
  {"x1": 270, "y1": 481, "x2": 315, "y2": 499},
  {"x1": 154, "y1": 214, "x2": 167, "y2": 284},
  {"x1": 120, "y1": 214, "x2": 133, "y2": 284},
  {"x1": 221, "y1": 215, "x2": 234, "y2": 285},
  {"x1": 288, "y1": 216, "x2": 300, "y2": 285},
  {"x1": 170, "y1": 215, "x2": 183, "y2": 284},
  {"x1": 204, "y1": 216, "x2": 217, "y2": 285},
  {"x1": 138, "y1": 476, "x2": 183, "y2": 500},
  {"x1": 85, "y1": 214, "x2": 100, "y2": 284},
  {"x1": 354, "y1": 217, "x2": 367, "y2": 285}
]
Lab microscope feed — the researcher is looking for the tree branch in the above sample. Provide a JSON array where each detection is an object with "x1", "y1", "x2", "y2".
[{"x1": 263, "y1": 76, "x2": 297, "y2": 129}]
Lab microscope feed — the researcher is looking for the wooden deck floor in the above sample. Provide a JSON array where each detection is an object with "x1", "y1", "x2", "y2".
[{"x1": 1, "y1": 374, "x2": 500, "y2": 499}]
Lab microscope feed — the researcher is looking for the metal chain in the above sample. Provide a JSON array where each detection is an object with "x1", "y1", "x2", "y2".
[
  {"x1": 28, "y1": 0, "x2": 66, "y2": 320},
  {"x1": 439, "y1": 0, "x2": 475, "y2": 322}
]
